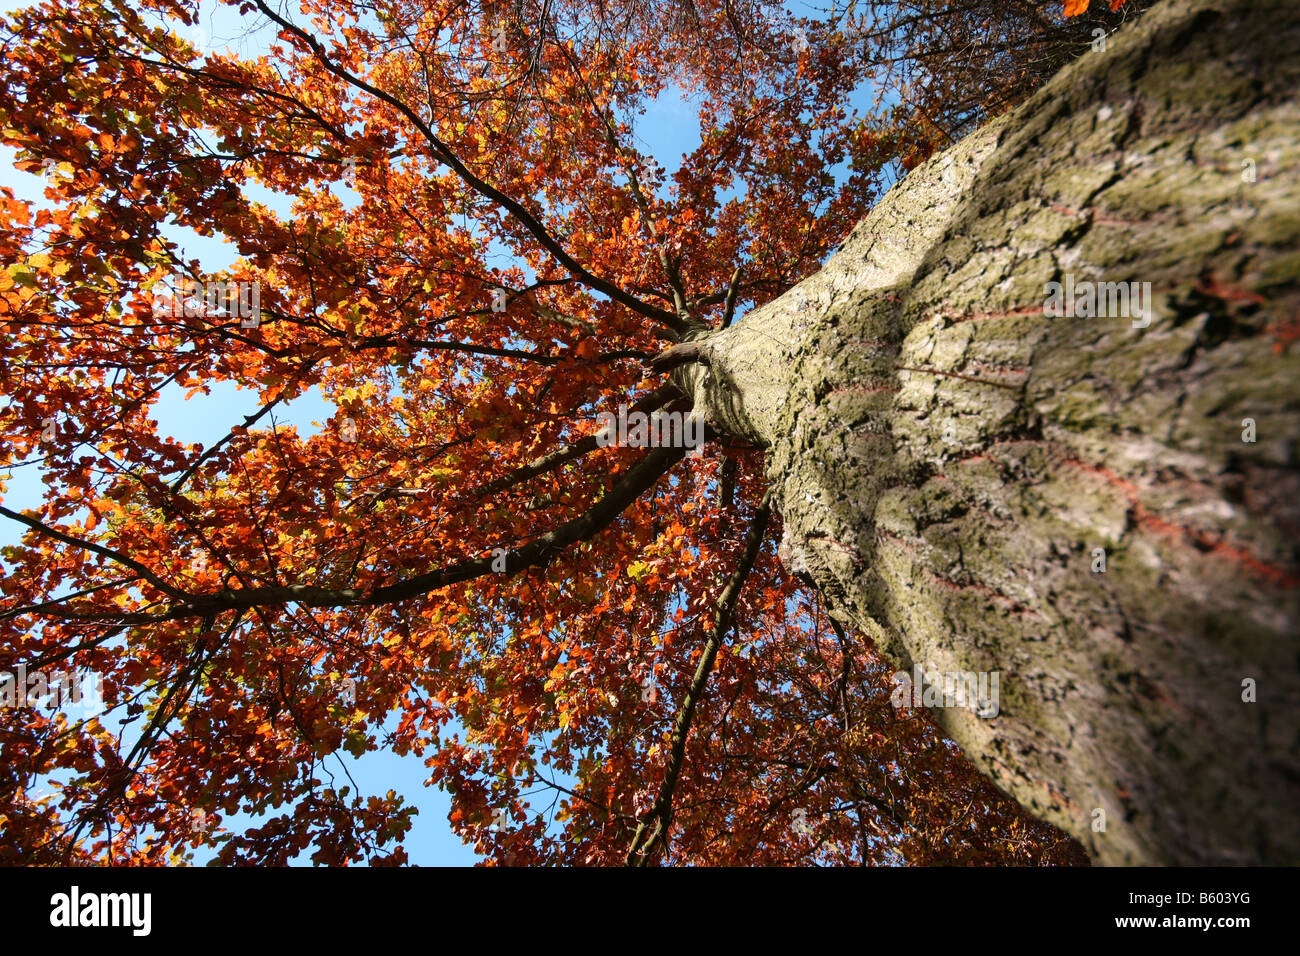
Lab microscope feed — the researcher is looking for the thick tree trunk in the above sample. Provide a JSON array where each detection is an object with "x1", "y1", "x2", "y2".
[{"x1": 680, "y1": 0, "x2": 1300, "y2": 864}]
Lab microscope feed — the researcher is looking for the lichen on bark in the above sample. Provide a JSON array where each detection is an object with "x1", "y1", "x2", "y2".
[{"x1": 677, "y1": 0, "x2": 1300, "y2": 864}]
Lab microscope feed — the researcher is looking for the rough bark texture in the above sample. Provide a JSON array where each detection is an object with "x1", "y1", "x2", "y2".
[{"x1": 679, "y1": 0, "x2": 1300, "y2": 864}]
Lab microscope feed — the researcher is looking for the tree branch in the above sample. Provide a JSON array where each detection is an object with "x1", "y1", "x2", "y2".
[
  {"x1": 249, "y1": 0, "x2": 684, "y2": 335},
  {"x1": 12, "y1": 445, "x2": 688, "y2": 624},
  {"x1": 0, "y1": 506, "x2": 189, "y2": 601},
  {"x1": 626, "y1": 489, "x2": 773, "y2": 865}
]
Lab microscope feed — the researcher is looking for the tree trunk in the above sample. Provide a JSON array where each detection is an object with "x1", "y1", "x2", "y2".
[{"x1": 678, "y1": 0, "x2": 1300, "y2": 865}]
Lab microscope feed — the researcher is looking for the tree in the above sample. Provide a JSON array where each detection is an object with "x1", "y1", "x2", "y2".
[{"x1": 0, "y1": 0, "x2": 1292, "y2": 866}]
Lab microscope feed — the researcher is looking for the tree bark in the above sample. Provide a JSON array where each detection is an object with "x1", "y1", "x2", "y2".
[{"x1": 678, "y1": 0, "x2": 1300, "y2": 864}]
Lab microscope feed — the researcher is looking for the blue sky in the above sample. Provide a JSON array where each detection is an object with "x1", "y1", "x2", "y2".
[{"x1": 1, "y1": 0, "x2": 878, "y2": 865}]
